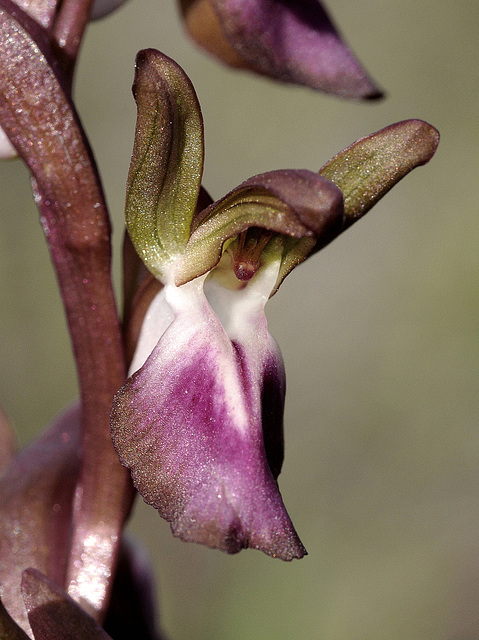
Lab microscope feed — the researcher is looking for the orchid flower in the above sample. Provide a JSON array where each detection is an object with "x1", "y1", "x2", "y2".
[
  {"x1": 180, "y1": 0, "x2": 383, "y2": 99},
  {"x1": 110, "y1": 49, "x2": 439, "y2": 560}
]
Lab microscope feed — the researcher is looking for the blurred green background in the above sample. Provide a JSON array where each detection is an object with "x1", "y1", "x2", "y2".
[{"x1": 1, "y1": 1, "x2": 478, "y2": 638}]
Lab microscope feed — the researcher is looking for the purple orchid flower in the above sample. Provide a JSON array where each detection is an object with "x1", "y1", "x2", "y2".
[
  {"x1": 180, "y1": 0, "x2": 383, "y2": 99},
  {"x1": 110, "y1": 49, "x2": 439, "y2": 560}
]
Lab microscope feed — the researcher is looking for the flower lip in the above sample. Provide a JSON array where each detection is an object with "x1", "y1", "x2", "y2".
[{"x1": 112, "y1": 269, "x2": 306, "y2": 560}]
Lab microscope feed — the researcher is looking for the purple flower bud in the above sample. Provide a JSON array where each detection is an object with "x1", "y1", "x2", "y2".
[{"x1": 180, "y1": 0, "x2": 383, "y2": 99}]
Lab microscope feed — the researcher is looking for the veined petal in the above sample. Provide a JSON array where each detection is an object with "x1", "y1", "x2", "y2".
[
  {"x1": 319, "y1": 119, "x2": 440, "y2": 226},
  {"x1": 126, "y1": 49, "x2": 204, "y2": 280},
  {"x1": 181, "y1": 0, "x2": 382, "y2": 99},
  {"x1": 111, "y1": 268, "x2": 305, "y2": 560}
]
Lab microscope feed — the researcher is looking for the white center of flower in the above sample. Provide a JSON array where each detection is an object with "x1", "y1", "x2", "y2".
[{"x1": 129, "y1": 255, "x2": 281, "y2": 376}]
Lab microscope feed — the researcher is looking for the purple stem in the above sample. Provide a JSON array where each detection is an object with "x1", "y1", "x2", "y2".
[
  {"x1": 0, "y1": 3, "x2": 134, "y2": 620},
  {"x1": 33, "y1": 182, "x2": 135, "y2": 620}
]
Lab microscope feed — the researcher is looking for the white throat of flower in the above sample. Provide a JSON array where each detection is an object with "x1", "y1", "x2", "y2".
[{"x1": 129, "y1": 255, "x2": 281, "y2": 376}]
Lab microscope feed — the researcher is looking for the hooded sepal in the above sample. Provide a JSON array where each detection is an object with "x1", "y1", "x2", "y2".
[
  {"x1": 176, "y1": 169, "x2": 343, "y2": 289},
  {"x1": 241, "y1": 120, "x2": 441, "y2": 278}
]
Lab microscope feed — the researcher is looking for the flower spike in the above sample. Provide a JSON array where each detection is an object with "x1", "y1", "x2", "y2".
[{"x1": 0, "y1": 0, "x2": 133, "y2": 619}]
